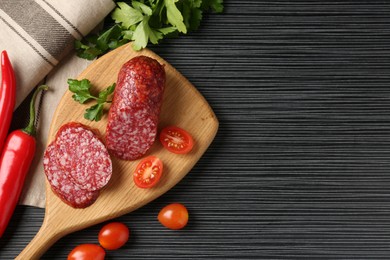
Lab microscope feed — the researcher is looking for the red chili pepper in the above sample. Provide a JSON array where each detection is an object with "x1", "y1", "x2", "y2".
[
  {"x1": 0, "y1": 85, "x2": 48, "y2": 238},
  {"x1": 0, "y1": 50, "x2": 16, "y2": 152}
]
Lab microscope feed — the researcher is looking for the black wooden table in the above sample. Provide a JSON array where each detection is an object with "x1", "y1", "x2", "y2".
[{"x1": 1, "y1": 1, "x2": 390, "y2": 259}]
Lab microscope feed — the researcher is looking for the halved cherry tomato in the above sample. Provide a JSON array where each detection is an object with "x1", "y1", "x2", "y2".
[
  {"x1": 98, "y1": 222, "x2": 129, "y2": 250},
  {"x1": 159, "y1": 126, "x2": 194, "y2": 154},
  {"x1": 158, "y1": 203, "x2": 189, "y2": 230},
  {"x1": 67, "y1": 244, "x2": 105, "y2": 260},
  {"x1": 133, "y1": 155, "x2": 163, "y2": 188}
]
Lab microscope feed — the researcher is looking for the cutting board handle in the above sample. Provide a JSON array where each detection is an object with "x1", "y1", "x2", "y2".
[{"x1": 16, "y1": 219, "x2": 66, "y2": 260}]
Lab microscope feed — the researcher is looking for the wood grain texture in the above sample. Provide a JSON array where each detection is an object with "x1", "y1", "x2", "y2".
[{"x1": 1, "y1": 0, "x2": 390, "y2": 259}]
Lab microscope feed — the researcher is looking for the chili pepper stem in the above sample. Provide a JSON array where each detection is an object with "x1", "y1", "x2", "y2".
[{"x1": 22, "y1": 85, "x2": 49, "y2": 136}]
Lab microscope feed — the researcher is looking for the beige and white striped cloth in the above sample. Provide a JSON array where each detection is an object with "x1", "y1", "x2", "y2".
[{"x1": 0, "y1": 0, "x2": 116, "y2": 208}]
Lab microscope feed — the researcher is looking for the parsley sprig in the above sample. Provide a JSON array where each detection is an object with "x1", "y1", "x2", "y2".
[
  {"x1": 68, "y1": 79, "x2": 116, "y2": 121},
  {"x1": 75, "y1": 0, "x2": 224, "y2": 60}
]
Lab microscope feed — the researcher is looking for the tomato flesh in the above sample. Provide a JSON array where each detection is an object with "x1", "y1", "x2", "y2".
[
  {"x1": 133, "y1": 155, "x2": 163, "y2": 188},
  {"x1": 159, "y1": 126, "x2": 194, "y2": 154},
  {"x1": 98, "y1": 222, "x2": 129, "y2": 250},
  {"x1": 67, "y1": 244, "x2": 105, "y2": 260},
  {"x1": 158, "y1": 203, "x2": 189, "y2": 230}
]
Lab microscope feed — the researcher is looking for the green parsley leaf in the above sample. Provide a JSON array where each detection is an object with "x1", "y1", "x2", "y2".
[
  {"x1": 132, "y1": 1, "x2": 153, "y2": 16},
  {"x1": 68, "y1": 79, "x2": 116, "y2": 121},
  {"x1": 84, "y1": 103, "x2": 105, "y2": 122},
  {"x1": 164, "y1": 0, "x2": 187, "y2": 33},
  {"x1": 122, "y1": 29, "x2": 134, "y2": 41},
  {"x1": 74, "y1": 25, "x2": 125, "y2": 60},
  {"x1": 112, "y1": 2, "x2": 144, "y2": 28},
  {"x1": 96, "y1": 24, "x2": 123, "y2": 51},
  {"x1": 74, "y1": 41, "x2": 103, "y2": 60},
  {"x1": 158, "y1": 26, "x2": 177, "y2": 35},
  {"x1": 201, "y1": 0, "x2": 224, "y2": 13},
  {"x1": 181, "y1": 0, "x2": 203, "y2": 31},
  {"x1": 132, "y1": 17, "x2": 150, "y2": 51},
  {"x1": 98, "y1": 83, "x2": 116, "y2": 102},
  {"x1": 68, "y1": 79, "x2": 96, "y2": 103},
  {"x1": 75, "y1": 0, "x2": 224, "y2": 57}
]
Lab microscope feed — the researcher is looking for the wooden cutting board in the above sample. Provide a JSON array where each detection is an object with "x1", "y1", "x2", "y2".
[{"x1": 16, "y1": 43, "x2": 218, "y2": 259}]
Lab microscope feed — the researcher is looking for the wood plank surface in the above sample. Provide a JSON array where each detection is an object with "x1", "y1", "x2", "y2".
[{"x1": 1, "y1": 1, "x2": 390, "y2": 259}]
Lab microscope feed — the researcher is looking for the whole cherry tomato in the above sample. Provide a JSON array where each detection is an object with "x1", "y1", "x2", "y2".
[
  {"x1": 158, "y1": 203, "x2": 189, "y2": 230},
  {"x1": 98, "y1": 222, "x2": 130, "y2": 250},
  {"x1": 159, "y1": 126, "x2": 194, "y2": 154},
  {"x1": 67, "y1": 244, "x2": 105, "y2": 260}
]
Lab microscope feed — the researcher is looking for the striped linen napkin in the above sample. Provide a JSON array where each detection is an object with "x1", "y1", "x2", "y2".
[{"x1": 0, "y1": 0, "x2": 115, "y2": 207}]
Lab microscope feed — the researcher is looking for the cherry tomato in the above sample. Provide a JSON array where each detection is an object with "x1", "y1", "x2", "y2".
[
  {"x1": 159, "y1": 126, "x2": 194, "y2": 154},
  {"x1": 158, "y1": 203, "x2": 189, "y2": 230},
  {"x1": 133, "y1": 155, "x2": 163, "y2": 188},
  {"x1": 98, "y1": 222, "x2": 129, "y2": 250},
  {"x1": 67, "y1": 244, "x2": 105, "y2": 260}
]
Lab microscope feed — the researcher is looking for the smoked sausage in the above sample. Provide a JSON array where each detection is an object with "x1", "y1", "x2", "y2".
[{"x1": 106, "y1": 56, "x2": 166, "y2": 160}]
